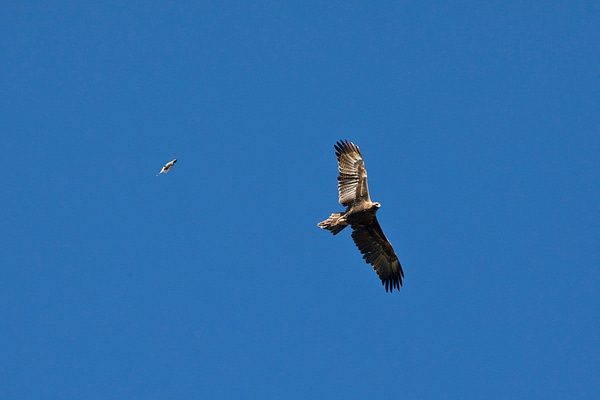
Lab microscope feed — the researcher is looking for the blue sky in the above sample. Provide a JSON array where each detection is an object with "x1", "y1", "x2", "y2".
[{"x1": 2, "y1": 2, "x2": 599, "y2": 398}]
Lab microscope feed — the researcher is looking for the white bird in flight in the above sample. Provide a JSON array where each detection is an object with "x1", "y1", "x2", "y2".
[{"x1": 157, "y1": 158, "x2": 177, "y2": 176}]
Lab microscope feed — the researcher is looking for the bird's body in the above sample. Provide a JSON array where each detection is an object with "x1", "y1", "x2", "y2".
[
  {"x1": 157, "y1": 158, "x2": 178, "y2": 176},
  {"x1": 318, "y1": 140, "x2": 403, "y2": 292}
]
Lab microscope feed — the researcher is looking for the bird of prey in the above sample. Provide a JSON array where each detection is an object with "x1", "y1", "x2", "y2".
[
  {"x1": 318, "y1": 140, "x2": 404, "y2": 292},
  {"x1": 156, "y1": 159, "x2": 178, "y2": 176}
]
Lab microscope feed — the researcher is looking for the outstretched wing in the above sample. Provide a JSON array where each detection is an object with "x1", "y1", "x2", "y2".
[
  {"x1": 335, "y1": 140, "x2": 371, "y2": 206},
  {"x1": 350, "y1": 217, "x2": 404, "y2": 292}
]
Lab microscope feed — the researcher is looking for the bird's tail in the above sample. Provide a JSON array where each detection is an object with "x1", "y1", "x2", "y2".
[{"x1": 317, "y1": 213, "x2": 347, "y2": 235}]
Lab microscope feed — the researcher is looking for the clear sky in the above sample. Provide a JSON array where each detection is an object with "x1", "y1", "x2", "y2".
[{"x1": 2, "y1": 2, "x2": 599, "y2": 399}]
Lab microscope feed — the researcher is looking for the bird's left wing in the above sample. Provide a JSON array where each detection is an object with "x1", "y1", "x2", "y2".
[{"x1": 350, "y1": 217, "x2": 404, "y2": 292}]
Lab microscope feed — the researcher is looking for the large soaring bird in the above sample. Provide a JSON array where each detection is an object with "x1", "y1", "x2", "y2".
[{"x1": 318, "y1": 140, "x2": 403, "y2": 292}]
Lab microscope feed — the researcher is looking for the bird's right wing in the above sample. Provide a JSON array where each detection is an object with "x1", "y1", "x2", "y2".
[{"x1": 335, "y1": 140, "x2": 371, "y2": 206}]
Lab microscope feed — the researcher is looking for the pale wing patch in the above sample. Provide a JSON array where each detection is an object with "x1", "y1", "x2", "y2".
[{"x1": 335, "y1": 140, "x2": 370, "y2": 206}]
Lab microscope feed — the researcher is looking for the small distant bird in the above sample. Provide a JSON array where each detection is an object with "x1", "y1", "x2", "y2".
[
  {"x1": 318, "y1": 140, "x2": 404, "y2": 292},
  {"x1": 157, "y1": 158, "x2": 177, "y2": 176}
]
